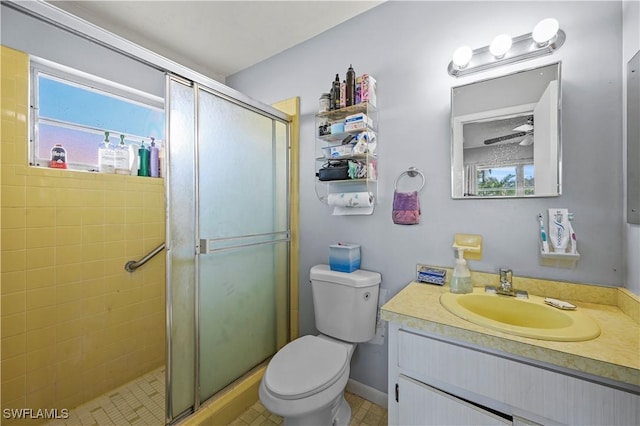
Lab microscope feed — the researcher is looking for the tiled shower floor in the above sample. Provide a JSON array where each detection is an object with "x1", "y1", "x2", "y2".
[
  {"x1": 46, "y1": 368, "x2": 165, "y2": 426},
  {"x1": 46, "y1": 368, "x2": 387, "y2": 426}
]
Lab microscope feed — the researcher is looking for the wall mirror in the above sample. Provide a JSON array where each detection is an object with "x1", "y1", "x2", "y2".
[{"x1": 451, "y1": 63, "x2": 561, "y2": 198}]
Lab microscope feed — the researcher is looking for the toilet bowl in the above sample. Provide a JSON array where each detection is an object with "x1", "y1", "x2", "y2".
[
  {"x1": 260, "y1": 265, "x2": 381, "y2": 425},
  {"x1": 259, "y1": 335, "x2": 355, "y2": 426}
]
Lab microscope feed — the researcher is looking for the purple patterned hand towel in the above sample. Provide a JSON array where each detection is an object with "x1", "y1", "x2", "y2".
[{"x1": 392, "y1": 191, "x2": 420, "y2": 225}]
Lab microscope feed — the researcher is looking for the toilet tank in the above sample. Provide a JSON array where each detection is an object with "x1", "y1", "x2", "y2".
[{"x1": 310, "y1": 264, "x2": 381, "y2": 343}]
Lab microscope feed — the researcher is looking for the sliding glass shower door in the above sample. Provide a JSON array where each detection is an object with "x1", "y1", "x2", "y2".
[
  {"x1": 196, "y1": 86, "x2": 289, "y2": 401},
  {"x1": 167, "y1": 76, "x2": 290, "y2": 421}
]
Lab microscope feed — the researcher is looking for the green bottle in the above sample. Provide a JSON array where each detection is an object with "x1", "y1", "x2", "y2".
[{"x1": 138, "y1": 141, "x2": 150, "y2": 177}]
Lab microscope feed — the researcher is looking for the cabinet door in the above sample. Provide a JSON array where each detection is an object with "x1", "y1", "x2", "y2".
[{"x1": 398, "y1": 375, "x2": 511, "y2": 426}]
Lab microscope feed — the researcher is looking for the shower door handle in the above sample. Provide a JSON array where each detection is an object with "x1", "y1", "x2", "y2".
[{"x1": 199, "y1": 231, "x2": 290, "y2": 254}]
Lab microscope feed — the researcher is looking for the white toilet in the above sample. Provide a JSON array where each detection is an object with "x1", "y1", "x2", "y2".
[{"x1": 259, "y1": 264, "x2": 381, "y2": 426}]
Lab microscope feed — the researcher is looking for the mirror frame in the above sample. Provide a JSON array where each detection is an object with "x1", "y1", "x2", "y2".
[{"x1": 450, "y1": 62, "x2": 562, "y2": 199}]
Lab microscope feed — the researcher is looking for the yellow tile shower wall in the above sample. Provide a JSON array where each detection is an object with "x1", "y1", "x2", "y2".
[{"x1": 1, "y1": 46, "x2": 166, "y2": 420}]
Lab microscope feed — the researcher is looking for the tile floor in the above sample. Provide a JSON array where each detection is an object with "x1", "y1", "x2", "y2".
[
  {"x1": 45, "y1": 368, "x2": 387, "y2": 426},
  {"x1": 229, "y1": 391, "x2": 388, "y2": 426}
]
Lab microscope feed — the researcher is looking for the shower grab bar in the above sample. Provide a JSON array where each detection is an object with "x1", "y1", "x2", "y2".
[{"x1": 125, "y1": 242, "x2": 166, "y2": 272}]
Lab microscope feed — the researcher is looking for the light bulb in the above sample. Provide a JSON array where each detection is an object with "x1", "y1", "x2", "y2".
[
  {"x1": 452, "y1": 46, "x2": 473, "y2": 68},
  {"x1": 489, "y1": 34, "x2": 512, "y2": 58},
  {"x1": 533, "y1": 18, "x2": 559, "y2": 45}
]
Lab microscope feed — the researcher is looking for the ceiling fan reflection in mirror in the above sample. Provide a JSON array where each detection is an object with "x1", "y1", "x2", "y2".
[{"x1": 484, "y1": 116, "x2": 533, "y2": 146}]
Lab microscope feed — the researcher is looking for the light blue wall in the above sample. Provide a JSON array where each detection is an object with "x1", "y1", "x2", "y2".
[{"x1": 227, "y1": 1, "x2": 624, "y2": 393}]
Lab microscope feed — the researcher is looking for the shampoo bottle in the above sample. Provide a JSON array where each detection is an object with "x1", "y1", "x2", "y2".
[
  {"x1": 450, "y1": 248, "x2": 473, "y2": 294},
  {"x1": 150, "y1": 137, "x2": 159, "y2": 178},
  {"x1": 129, "y1": 142, "x2": 139, "y2": 176},
  {"x1": 138, "y1": 141, "x2": 150, "y2": 177}
]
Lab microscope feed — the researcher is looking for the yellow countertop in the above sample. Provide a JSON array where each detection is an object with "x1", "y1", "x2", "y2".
[{"x1": 381, "y1": 275, "x2": 640, "y2": 389}]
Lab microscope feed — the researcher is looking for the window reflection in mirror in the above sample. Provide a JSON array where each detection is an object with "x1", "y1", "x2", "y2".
[{"x1": 451, "y1": 63, "x2": 561, "y2": 198}]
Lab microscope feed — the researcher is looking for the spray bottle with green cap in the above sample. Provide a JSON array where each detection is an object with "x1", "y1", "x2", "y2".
[{"x1": 450, "y1": 248, "x2": 473, "y2": 294}]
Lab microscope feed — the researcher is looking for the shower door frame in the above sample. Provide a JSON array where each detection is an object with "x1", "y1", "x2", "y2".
[{"x1": 165, "y1": 73, "x2": 293, "y2": 424}]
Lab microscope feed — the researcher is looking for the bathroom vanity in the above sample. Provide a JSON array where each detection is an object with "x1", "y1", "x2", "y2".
[{"x1": 381, "y1": 277, "x2": 640, "y2": 425}]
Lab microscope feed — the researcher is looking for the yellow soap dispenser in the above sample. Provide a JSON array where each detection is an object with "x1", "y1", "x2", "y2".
[{"x1": 450, "y1": 248, "x2": 473, "y2": 294}]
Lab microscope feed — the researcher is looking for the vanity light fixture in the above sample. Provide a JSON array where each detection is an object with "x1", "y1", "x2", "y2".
[{"x1": 448, "y1": 18, "x2": 565, "y2": 77}]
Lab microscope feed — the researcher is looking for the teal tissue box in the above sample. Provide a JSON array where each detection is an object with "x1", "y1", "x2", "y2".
[{"x1": 329, "y1": 244, "x2": 361, "y2": 273}]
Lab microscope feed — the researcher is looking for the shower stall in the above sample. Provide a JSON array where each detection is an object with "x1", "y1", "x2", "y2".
[
  {"x1": 0, "y1": 4, "x2": 293, "y2": 424},
  {"x1": 165, "y1": 76, "x2": 292, "y2": 423}
]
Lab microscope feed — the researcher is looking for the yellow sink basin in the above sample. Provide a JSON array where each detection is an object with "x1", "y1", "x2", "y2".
[{"x1": 440, "y1": 290, "x2": 600, "y2": 341}]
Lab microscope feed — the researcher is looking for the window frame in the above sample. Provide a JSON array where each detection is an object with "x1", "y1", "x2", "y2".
[
  {"x1": 29, "y1": 56, "x2": 164, "y2": 171},
  {"x1": 474, "y1": 160, "x2": 535, "y2": 197}
]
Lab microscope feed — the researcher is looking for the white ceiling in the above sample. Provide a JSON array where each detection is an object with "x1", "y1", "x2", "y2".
[{"x1": 48, "y1": 0, "x2": 382, "y2": 82}]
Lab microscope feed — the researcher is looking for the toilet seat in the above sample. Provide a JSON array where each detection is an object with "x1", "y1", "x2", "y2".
[{"x1": 264, "y1": 335, "x2": 349, "y2": 400}]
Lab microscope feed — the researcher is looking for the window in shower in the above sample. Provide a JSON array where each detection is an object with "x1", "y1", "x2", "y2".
[{"x1": 30, "y1": 57, "x2": 165, "y2": 171}]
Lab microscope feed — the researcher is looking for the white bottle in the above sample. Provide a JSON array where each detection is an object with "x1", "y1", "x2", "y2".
[
  {"x1": 115, "y1": 134, "x2": 130, "y2": 175},
  {"x1": 129, "y1": 142, "x2": 139, "y2": 176},
  {"x1": 450, "y1": 248, "x2": 473, "y2": 294},
  {"x1": 98, "y1": 131, "x2": 115, "y2": 173}
]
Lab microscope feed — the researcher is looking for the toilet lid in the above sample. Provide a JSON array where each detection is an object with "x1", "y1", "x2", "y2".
[{"x1": 264, "y1": 335, "x2": 349, "y2": 400}]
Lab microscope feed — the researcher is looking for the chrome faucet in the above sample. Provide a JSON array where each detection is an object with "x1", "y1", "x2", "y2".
[
  {"x1": 485, "y1": 268, "x2": 528, "y2": 298},
  {"x1": 499, "y1": 268, "x2": 513, "y2": 293}
]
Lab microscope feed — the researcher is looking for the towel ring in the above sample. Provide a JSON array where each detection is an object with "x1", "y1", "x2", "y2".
[{"x1": 394, "y1": 167, "x2": 425, "y2": 192}]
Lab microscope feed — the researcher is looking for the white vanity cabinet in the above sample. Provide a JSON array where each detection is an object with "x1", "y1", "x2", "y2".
[
  {"x1": 388, "y1": 323, "x2": 640, "y2": 425},
  {"x1": 398, "y1": 375, "x2": 511, "y2": 425}
]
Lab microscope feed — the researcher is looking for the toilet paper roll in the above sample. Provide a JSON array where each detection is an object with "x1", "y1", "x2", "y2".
[{"x1": 328, "y1": 192, "x2": 374, "y2": 215}]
